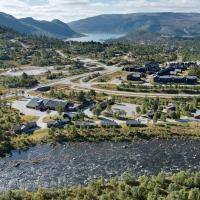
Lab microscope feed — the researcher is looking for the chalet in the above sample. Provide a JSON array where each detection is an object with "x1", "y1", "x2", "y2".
[
  {"x1": 127, "y1": 73, "x2": 141, "y2": 81},
  {"x1": 126, "y1": 120, "x2": 146, "y2": 127},
  {"x1": 113, "y1": 50, "x2": 123, "y2": 57},
  {"x1": 47, "y1": 118, "x2": 70, "y2": 128},
  {"x1": 153, "y1": 75, "x2": 197, "y2": 84},
  {"x1": 14, "y1": 122, "x2": 37, "y2": 134},
  {"x1": 194, "y1": 114, "x2": 200, "y2": 119},
  {"x1": 26, "y1": 98, "x2": 48, "y2": 111},
  {"x1": 123, "y1": 66, "x2": 146, "y2": 73},
  {"x1": 99, "y1": 101, "x2": 107, "y2": 110},
  {"x1": 46, "y1": 100, "x2": 68, "y2": 111},
  {"x1": 68, "y1": 103, "x2": 82, "y2": 112},
  {"x1": 82, "y1": 99, "x2": 95, "y2": 109},
  {"x1": 185, "y1": 76, "x2": 198, "y2": 84},
  {"x1": 26, "y1": 98, "x2": 69, "y2": 111},
  {"x1": 75, "y1": 121, "x2": 96, "y2": 129},
  {"x1": 63, "y1": 112, "x2": 80, "y2": 120},
  {"x1": 147, "y1": 110, "x2": 156, "y2": 119},
  {"x1": 145, "y1": 63, "x2": 160, "y2": 74},
  {"x1": 166, "y1": 103, "x2": 176, "y2": 111},
  {"x1": 36, "y1": 86, "x2": 50, "y2": 92},
  {"x1": 100, "y1": 119, "x2": 121, "y2": 128}
]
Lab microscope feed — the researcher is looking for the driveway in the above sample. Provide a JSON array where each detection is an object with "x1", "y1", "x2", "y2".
[
  {"x1": 12, "y1": 98, "x2": 58, "y2": 128},
  {"x1": 112, "y1": 103, "x2": 140, "y2": 117}
]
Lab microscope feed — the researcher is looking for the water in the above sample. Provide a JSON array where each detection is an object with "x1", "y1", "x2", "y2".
[
  {"x1": 0, "y1": 139, "x2": 199, "y2": 191},
  {"x1": 67, "y1": 33, "x2": 124, "y2": 42}
]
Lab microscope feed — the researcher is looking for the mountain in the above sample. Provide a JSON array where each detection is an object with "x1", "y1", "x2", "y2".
[
  {"x1": 114, "y1": 30, "x2": 165, "y2": 43},
  {"x1": 69, "y1": 12, "x2": 200, "y2": 38},
  {"x1": 20, "y1": 17, "x2": 81, "y2": 38},
  {"x1": 0, "y1": 12, "x2": 35, "y2": 34},
  {"x1": 0, "y1": 12, "x2": 80, "y2": 39}
]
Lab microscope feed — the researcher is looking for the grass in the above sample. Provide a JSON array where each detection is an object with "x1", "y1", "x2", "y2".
[
  {"x1": 93, "y1": 83, "x2": 118, "y2": 90},
  {"x1": 43, "y1": 115, "x2": 60, "y2": 123},
  {"x1": 93, "y1": 71, "x2": 127, "y2": 83},
  {"x1": 28, "y1": 128, "x2": 49, "y2": 142},
  {"x1": 21, "y1": 115, "x2": 39, "y2": 123}
]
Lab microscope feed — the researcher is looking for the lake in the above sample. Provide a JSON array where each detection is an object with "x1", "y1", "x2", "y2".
[
  {"x1": 67, "y1": 33, "x2": 124, "y2": 42},
  {"x1": 0, "y1": 139, "x2": 199, "y2": 192}
]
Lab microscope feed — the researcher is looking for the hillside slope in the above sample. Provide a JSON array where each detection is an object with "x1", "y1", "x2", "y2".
[
  {"x1": 69, "y1": 12, "x2": 200, "y2": 37},
  {"x1": 0, "y1": 12, "x2": 80, "y2": 39}
]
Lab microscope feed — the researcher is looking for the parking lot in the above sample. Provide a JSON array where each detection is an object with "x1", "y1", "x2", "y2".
[{"x1": 111, "y1": 103, "x2": 140, "y2": 117}]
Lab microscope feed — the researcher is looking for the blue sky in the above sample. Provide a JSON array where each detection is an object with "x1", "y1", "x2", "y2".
[{"x1": 1, "y1": 0, "x2": 200, "y2": 22}]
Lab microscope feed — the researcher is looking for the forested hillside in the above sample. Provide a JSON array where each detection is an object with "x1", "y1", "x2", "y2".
[{"x1": 69, "y1": 12, "x2": 200, "y2": 38}]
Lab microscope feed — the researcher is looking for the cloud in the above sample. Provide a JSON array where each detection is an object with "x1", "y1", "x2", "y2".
[{"x1": 0, "y1": 0, "x2": 200, "y2": 22}]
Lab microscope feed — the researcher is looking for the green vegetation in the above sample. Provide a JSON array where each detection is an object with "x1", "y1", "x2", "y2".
[
  {"x1": 45, "y1": 123, "x2": 200, "y2": 144},
  {"x1": 1, "y1": 25, "x2": 200, "y2": 71},
  {"x1": 1, "y1": 171, "x2": 200, "y2": 200},
  {"x1": 3, "y1": 72, "x2": 38, "y2": 88},
  {"x1": 0, "y1": 104, "x2": 21, "y2": 156},
  {"x1": 119, "y1": 83, "x2": 200, "y2": 94}
]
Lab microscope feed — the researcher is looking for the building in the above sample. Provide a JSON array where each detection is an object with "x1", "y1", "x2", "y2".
[
  {"x1": 36, "y1": 86, "x2": 50, "y2": 92},
  {"x1": 153, "y1": 75, "x2": 197, "y2": 84},
  {"x1": 63, "y1": 112, "x2": 80, "y2": 120},
  {"x1": 145, "y1": 63, "x2": 160, "y2": 74},
  {"x1": 127, "y1": 73, "x2": 141, "y2": 81},
  {"x1": 123, "y1": 66, "x2": 146, "y2": 73},
  {"x1": 47, "y1": 118, "x2": 70, "y2": 128},
  {"x1": 126, "y1": 120, "x2": 146, "y2": 127},
  {"x1": 147, "y1": 110, "x2": 156, "y2": 119},
  {"x1": 75, "y1": 121, "x2": 96, "y2": 129},
  {"x1": 166, "y1": 103, "x2": 176, "y2": 111},
  {"x1": 14, "y1": 122, "x2": 37, "y2": 134},
  {"x1": 100, "y1": 119, "x2": 121, "y2": 128},
  {"x1": 68, "y1": 103, "x2": 82, "y2": 112},
  {"x1": 26, "y1": 98, "x2": 69, "y2": 112}
]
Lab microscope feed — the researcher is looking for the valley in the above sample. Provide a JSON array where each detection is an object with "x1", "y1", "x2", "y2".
[{"x1": 0, "y1": 10, "x2": 200, "y2": 199}]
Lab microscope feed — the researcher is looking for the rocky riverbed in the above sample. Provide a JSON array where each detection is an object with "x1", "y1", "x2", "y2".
[{"x1": 0, "y1": 139, "x2": 200, "y2": 191}]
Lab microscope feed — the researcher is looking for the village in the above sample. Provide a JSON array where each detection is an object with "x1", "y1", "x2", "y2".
[{"x1": 10, "y1": 60, "x2": 200, "y2": 135}]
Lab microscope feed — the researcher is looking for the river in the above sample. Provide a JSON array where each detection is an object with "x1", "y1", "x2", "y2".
[{"x1": 0, "y1": 139, "x2": 199, "y2": 191}]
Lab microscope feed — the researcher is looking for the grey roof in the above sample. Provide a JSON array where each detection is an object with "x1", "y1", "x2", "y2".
[
  {"x1": 186, "y1": 76, "x2": 197, "y2": 79},
  {"x1": 128, "y1": 72, "x2": 141, "y2": 77},
  {"x1": 126, "y1": 120, "x2": 141, "y2": 125},
  {"x1": 47, "y1": 119, "x2": 70, "y2": 128},
  {"x1": 26, "y1": 98, "x2": 68, "y2": 110},
  {"x1": 100, "y1": 119, "x2": 120, "y2": 127},
  {"x1": 46, "y1": 100, "x2": 68, "y2": 110},
  {"x1": 26, "y1": 98, "x2": 41, "y2": 108},
  {"x1": 63, "y1": 112, "x2": 80, "y2": 120},
  {"x1": 14, "y1": 122, "x2": 37, "y2": 134},
  {"x1": 75, "y1": 121, "x2": 96, "y2": 128}
]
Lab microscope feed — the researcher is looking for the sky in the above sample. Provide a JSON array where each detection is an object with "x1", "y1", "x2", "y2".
[{"x1": 1, "y1": 0, "x2": 200, "y2": 22}]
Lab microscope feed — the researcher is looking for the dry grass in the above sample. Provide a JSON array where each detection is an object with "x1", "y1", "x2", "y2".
[
  {"x1": 29, "y1": 129, "x2": 49, "y2": 142},
  {"x1": 43, "y1": 115, "x2": 60, "y2": 123},
  {"x1": 22, "y1": 115, "x2": 39, "y2": 123},
  {"x1": 92, "y1": 71, "x2": 127, "y2": 83},
  {"x1": 93, "y1": 84, "x2": 118, "y2": 90}
]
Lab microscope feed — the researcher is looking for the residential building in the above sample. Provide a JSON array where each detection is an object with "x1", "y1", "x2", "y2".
[
  {"x1": 153, "y1": 75, "x2": 197, "y2": 84},
  {"x1": 126, "y1": 120, "x2": 146, "y2": 127},
  {"x1": 75, "y1": 121, "x2": 96, "y2": 129},
  {"x1": 127, "y1": 73, "x2": 141, "y2": 81},
  {"x1": 14, "y1": 122, "x2": 37, "y2": 134},
  {"x1": 26, "y1": 98, "x2": 69, "y2": 111},
  {"x1": 100, "y1": 119, "x2": 121, "y2": 128},
  {"x1": 47, "y1": 118, "x2": 70, "y2": 128}
]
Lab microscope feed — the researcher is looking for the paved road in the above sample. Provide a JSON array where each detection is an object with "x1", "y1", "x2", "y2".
[{"x1": 3, "y1": 56, "x2": 200, "y2": 100}]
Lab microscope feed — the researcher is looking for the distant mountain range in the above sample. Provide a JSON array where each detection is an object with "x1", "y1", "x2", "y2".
[
  {"x1": 0, "y1": 12, "x2": 81, "y2": 39},
  {"x1": 2, "y1": 12, "x2": 200, "y2": 40},
  {"x1": 69, "y1": 12, "x2": 200, "y2": 38}
]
